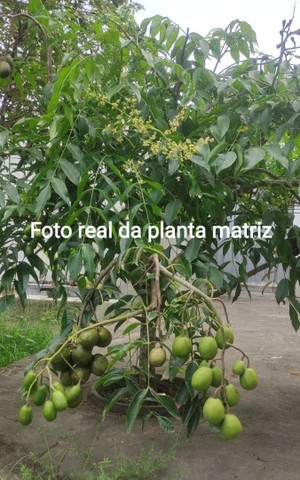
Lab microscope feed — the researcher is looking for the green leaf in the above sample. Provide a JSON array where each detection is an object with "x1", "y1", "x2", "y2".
[
  {"x1": 186, "y1": 403, "x2": 201, "y2": 438},
  {"x1": 122, "y1": 322, "x2": 141, "y2": 335},
  {"x1": 157, "y1": 416, "x2": 175, "y2": 433},
  {"x1": 106, "y1": 83, "x2": 125, "y2": 100},
  {"x1": 93, "y1": 368, "x2": 128, "y2": 390},
  {"x1": 190, "y1": 155, "x2": 210, "y2": 171},
  {"x1": 0, "y1": 130, "x2": 9, "y2": 150},
  {"x1": 1, "y1": 268, "x2": 15, "y2": 293},
  {"x1": 103, "y1": 386, "x2": 131, "y2": 419},
  {"x1": 141, "y1": 49, "x2": 155, "y2": 67},
  {"x1": 275, "y1": 278, "x2": 290, "y2": 304},
  {"x1": 210, "y1": 116, "x2": 230, "y2": 142},
  {"x1": 165, "y1": 25, "x2": 179, "y2": 51},
  {"x1": 175, "y1": 381, "x2": 190, "y2": 405},
  {"x1": 28, "y1": 0, "x2": 44, "y2": 13},
  {"x1": 184, "y1": 238, "x2": 201, "y2": 262},
  {"x1": 230, "y1": 43, "x2": 240, "y2": 63},
  {"x1": 214, "y1": 152, "x2": 237, "y2": 174},
  {"x1": 288, "y1": 297, "x2": 300, "y2": 331},
  {"x1": 81, "y1": 243, "x2": 95, "y2": 280},
  {"x1": 0, "y1": 294, "x2": 15, "y2": 313},
  {"x1": 67, "y1": 144, "x2": 83, "y2": 163},
  {"x1": 150, "y1": 390, "x2": 180, "y2": 419},
  {"x1": 3, "y1": 183, "x2": 19, "y2": 204},
  {"x1": 50, "y1": 177, "x2": 70, "y2": 205},
  {"x1": 126, "y1": 388, "x2": 148, "y2": 433},
  {"x1": 68, "y1": 251, "x2": 82, "y2": 280},
  {"x1": 14, "y1": 279, "x2": 27, "y2": 309},
  {"x1": 243, "y1": 147, "x2": 265, "y2": 170},
  {"x1": 265, "y1": 145, "x2": 289, "y2": 169},
  {"x1": 168, "y1": 355, "x2": 187, "y2": 381},
  {"x1": 177, "y1": 255, "x2": 192, "y2": 278},
  {"x1": 108, "y1": 340, "x2": 142, "y2": 368},
  {"x1": 165, "y1": 200, "x2": 181, "y2": 225},
  {"x1": 35, "y1": 183, "x2": 51, "y2": 214},
  {"x1": 208, "y1": 267, "x2": 223, "y2": 289},
  {"x1": 60, "y1": 159, "x2": 80, "y2": 185},
  {"x1": 0, "y1": 190, "x2": 5, "y2": 208}
]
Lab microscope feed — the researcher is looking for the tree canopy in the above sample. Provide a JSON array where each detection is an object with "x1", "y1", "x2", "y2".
[{"x1": 0, "y1": 0, "x2": 300, "y2": 330}]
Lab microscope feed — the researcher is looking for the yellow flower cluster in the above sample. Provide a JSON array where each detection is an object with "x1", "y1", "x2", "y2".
[{"x1": 86, "y1": 90, "x2": 212, "y2": 161}]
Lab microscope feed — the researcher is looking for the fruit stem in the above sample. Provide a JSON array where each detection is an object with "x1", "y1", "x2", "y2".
[{"x1": 227, "y1": 344, "x2": 250, "y2": 367}]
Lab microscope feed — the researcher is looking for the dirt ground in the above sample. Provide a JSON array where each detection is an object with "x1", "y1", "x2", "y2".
[{"x1": 1, "y1": 291, "x2": 300, "y2": 480}]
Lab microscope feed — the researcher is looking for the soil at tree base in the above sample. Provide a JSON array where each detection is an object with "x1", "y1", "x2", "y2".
[{"x1": 0, "y1": 293, "x2": 300, "y2": 480}]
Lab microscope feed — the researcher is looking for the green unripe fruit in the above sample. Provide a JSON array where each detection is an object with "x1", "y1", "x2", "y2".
[
  {"x1": 19, "y1": 405, "x2": 33, "y2": 426},
  {"x1": 78, "y1": 329, "x2": 100, "y2": 349},
  {"x1": 66, "y1": 385, "x2": 82, "y2": 405},
  {"x1": 43, "y1": 400, "x2": 57, "y2": 422},
  {"x1": 23, "y1": 225, "x2": 32, "y2": 236},
  {"x1": 32, "y1": 384, "x2": 48, "y2": 406},
  {"x1": 51, "y1": 346, "x2": 72, "y2": 372},
  {"x1": 149, "y1": 347, "x2": 167, "y2": 367},
  {"x1": 52, "y1": 382, "x2": 65, "y2": 393},
  {"x1": 220, "y1": 413, "x2": 242, "y2": 440},
  {"x1": 240, "y1": 368, "x2": 258, "y2": 390},
  {"x1": 191, "y1": 366, "x2": 213, "y2": 392},
  {"x1": 232, "y1": 360, "x2": 246, "y2": 375},
  {"x1": 211, "y1": 365, "x2": 223, "y2": 387},
  {"x1": 90, "y1": 354, "x2": 109, "y2": 375},
  {"x1": 172, "y1": 335, "x2": 192, "y2": 358},
  {"x1": 24, "y1": 244, "x2": 34, "y2": 256},
  {"x1": 0, "y1": 60, "x2": 11, "y2": 78},
  {"x1": 60, "y1": 370, "x2": 73, "y2": 387},
  {"x1": 66, "y1": 389, "x2": 83, "y2": 408},
  {"x1": 34, "y1": 230, "x2": 43, "y2": 239},
  {"x1": 71, "y1": 343, "x2": 93, "y2": 367},
  {"x1": 203, "y1": 397, "x2": 225, "y2": 425},
  {"x1": 223, "y1": 384, "x2": 240, "y2": 406},
  {"x1": 215, "y1": 326, "x2": 234, "y2": 349},
  {"x1": 97, "y1": 327, "x2": 112, "y2": 347},
  {"x1": 198, "y1": 336, "x2": 218, "y2": 360},
  {"x1": 23, "y1": 370, "x2": 37, "y2": 390},
  {"x1": 51, "y1": 389, "x2": 68, "y2": 412},
  {"x1": 5, "y1": 54, "x2": 13, "y2": 68},
  {"x1": 71, "y1": 366, "x2": 91, "y2": 383}
]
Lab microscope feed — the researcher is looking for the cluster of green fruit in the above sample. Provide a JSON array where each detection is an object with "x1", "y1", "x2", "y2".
[
  {"x1": 194, "y1": 327, "x2": 257, "y2": 439},
  {"x1": 151, "y1": 324, "x2": 257, "y2": 440},
  {"x1": 0, "y1": 55, "x2": 13, "y2": 79},
  {"x1": 18, "y1": 326, "x2": 112, "y2": 426},
  {"x1": 19, "y1": 372, "x2": 83, "y2": 425},
  {"x1": 51, "y1": 326, "x2": 112, "y2": 385},
  {"x1": 22, "y1": 225, "x2": 43, "y2": 256}
]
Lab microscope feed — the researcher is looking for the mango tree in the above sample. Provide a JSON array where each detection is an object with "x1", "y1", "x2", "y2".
[{"x1": 1, "y1": 0, "x2": 300, "y2": 437}]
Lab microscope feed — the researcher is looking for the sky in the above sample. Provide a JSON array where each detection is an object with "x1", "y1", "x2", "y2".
[{"x1": 136, "y1": 0, "x2": 300, "y2": 56}]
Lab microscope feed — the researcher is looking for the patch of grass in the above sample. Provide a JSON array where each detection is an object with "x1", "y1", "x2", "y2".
[
  {"x1": 0, "y1": 300, "x2": 60, "y2": 368},
  {"x1": 3, "y1": 444, "x2": 182, "y2": 480},
  {"x1": 74, "y1": 445, "x2": 182, "y2": 480}
]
